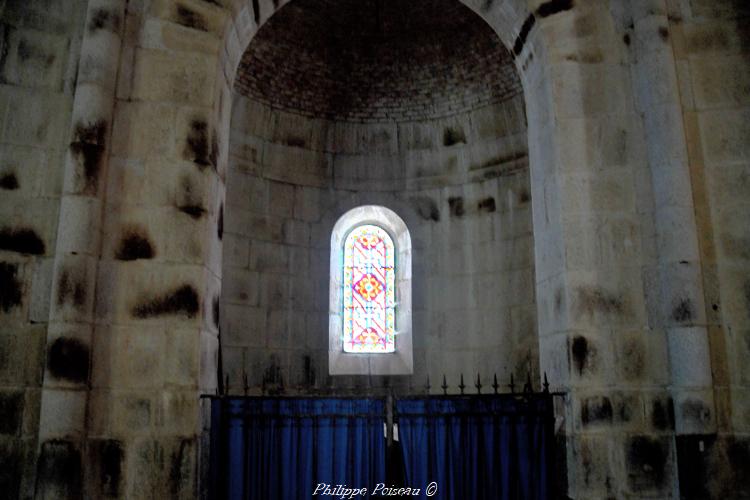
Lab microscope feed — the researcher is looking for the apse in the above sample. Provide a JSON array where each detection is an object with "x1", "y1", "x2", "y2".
[{"x1": 220, "y1": 0, "x2": 537, "y2": 392}]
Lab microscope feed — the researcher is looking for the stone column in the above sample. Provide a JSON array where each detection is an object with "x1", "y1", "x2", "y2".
[
  {"x1": 83, "y1": 0, "x2": 229, "y2": 497},
  {"x1": 36, "y1": 0, "x2": 126, "y2": 498},
  {"x1": 519, "y1": 1, "x2": 677, "y2": 497},
  {"x1": 630, "y1": 0, "x2": 715, "y2": 436}
]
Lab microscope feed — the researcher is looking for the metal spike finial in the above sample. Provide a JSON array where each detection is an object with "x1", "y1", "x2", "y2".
[
  {"x1": 459, "y1": 374, "x2": 466, "y2": 395},
  {"x1": 425, "y1": 376, "x2": 431, "y2": 393},
  {"x1": 492, "y1": 373, "x2": 499, "y2": 394},
  {"x1": 441, "y1": 374, "x2": 448, "y2": 395},
  {"x1": 543, "y1": 372, "x2": 550, "y2": 393},
  {"x1": 524, "y1": 372, "x2": 532, "y2": 393},
  {"x1": 509, "y1": 373, "x2": 516, "y2": 394},
  {"x1": 243, "y1": 371, "x2": 249, "y2": 396},
  {"x1": 475, "y1": 373, "x2": 482, "y2": 394},
  {"x1": 225, "y1": 374, "x2": 230, "y2": 396}
]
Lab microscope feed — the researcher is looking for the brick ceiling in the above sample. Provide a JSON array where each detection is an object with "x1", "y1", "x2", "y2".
[{"x1": 234, "y1": 0, "x2": 522, "y2": 123}]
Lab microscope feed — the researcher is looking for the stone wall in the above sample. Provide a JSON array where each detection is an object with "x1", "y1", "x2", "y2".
[
  {"x1": 221, "y1": 94, "x2": 536, "y2": 393},
  {"x1": 0, "y1": 0, "x2": 748, "y2": 498},
  {"x1": 0, "y1": 1, "x2": 86, "y2": 497},
  {"x1": 669, "y1": 1, "x2": 750, "y2": 496}
]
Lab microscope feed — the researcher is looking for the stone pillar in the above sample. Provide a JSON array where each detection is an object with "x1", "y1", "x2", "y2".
[
  {"x1": 519, "y1": 1, "x2": 676, "y2": 497},
  {"x1": 36, "y1": 1, "x2": 126, "y2": 498},
  {"x1": 83, "y1": 0, "x2": 229, "y2": 497},
  {"x1": 630, "y1": 0, "x2": 715, "y2": 436}
]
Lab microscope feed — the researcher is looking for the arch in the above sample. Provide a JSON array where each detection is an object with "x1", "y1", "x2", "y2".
[
  {"x1": 218, "y1": 0, "x2": 529, "y2": 89},
  {"x1": 329, "y1": 205, "x2": 413, "y2": 375}
]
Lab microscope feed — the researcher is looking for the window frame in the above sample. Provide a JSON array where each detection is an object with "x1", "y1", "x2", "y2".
[{"x1": 329, "y1": 205, "x2": 413, "y2": 375}]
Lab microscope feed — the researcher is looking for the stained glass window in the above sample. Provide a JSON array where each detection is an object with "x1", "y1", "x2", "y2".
[{"x1": 343, "y1": 224, "x2": 395, "y2": 353}]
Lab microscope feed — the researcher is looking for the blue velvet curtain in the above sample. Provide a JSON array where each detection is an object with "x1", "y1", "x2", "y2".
[
  {"x1": 209, "y1": 398, "x2": 386, "y2": 500},
  {"x1": 396, "y1": 396, "x2": 552, "y2": 500}
]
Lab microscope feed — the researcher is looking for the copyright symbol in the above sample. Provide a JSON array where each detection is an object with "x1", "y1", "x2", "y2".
[{"x1": 426, "y1": 482, "x2": 438, "y2": 496}]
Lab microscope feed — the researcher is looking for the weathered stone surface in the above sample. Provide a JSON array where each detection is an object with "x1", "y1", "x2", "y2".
[{"x1": 1, "y1": 0, "x2": 749, "y2": 498}]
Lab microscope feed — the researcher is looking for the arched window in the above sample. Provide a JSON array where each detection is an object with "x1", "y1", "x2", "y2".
[
  {"x1": 343, "y1": 225, "x2": 396, "y2": 353},
  {"x1": 329, "y1": 206, "x2": 412, "y2": 375}
]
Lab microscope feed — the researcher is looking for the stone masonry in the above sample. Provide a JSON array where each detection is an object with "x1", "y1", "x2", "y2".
[{"x1": 0, "y1": 0, "x2": 748, "y2": 498}]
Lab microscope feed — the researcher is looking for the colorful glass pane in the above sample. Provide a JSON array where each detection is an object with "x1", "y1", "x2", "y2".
[{"x1": 343, "y1": 225, "x2": 395, "y2": 353}]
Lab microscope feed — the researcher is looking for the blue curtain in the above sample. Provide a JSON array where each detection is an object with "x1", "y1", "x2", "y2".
[
  {"x1": 210, "y1": 398, "x2": 386, "y2": 500},
  {"x1": 396, "y1": 396, "x2": 552, "y2": 500}
]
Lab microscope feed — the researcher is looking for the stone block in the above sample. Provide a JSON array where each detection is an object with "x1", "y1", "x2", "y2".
[
  {"x1": 248, "y1": 241, "x2": 288, "y2": 272},
  {"x1": 221, "y1": 267, "x2": 259, "y2": 306},
  {"x1": 559, "y1": 168, "x2": 636, "y2": 214},
  {"x1": 289, "y1": 274, "x2": 312, "y2": 311},
  {"x1": 564, "y1": 269, "x2": 646, "y2": 329},
  {"x1": 130, "y1": 48, "x2": 215, "y2": 106},
  {"x1": 1, "y1": 86, "x2": 70, "y2": 148},
  {"x1": 287, "y1": 245, "x2": 310, "y2": 276},
  {"x1": 683, "y1": 22, "x2": 744, "y2": 55},
  {"x1": 568, "y1": 433, "x2": 616, "y2": 498},
  {"x1": 305, "y1": 311, "x2": 327, "y2": 350},
  {"x1": 28, "y1": 258, "x2": 53, "y2": 322},
  {"x1": 550, "y1": 62, "x2": 633, "y2": 119},
  {"x1": 566, "y1": 331, "x2": 616, "y2": 386},
  {"x1": 56, "y1": 196, "x2": 102, "y2": 257},
  {"x1": 470, "y1": 102, "x2": 511, "y2": 141},
  {"x1": 267, "y1": 181, "x2": 294, "y2": 218},
  {"x1": 0, "y1": 26, "x2": 68, "y2": 90},
  {"x1": 127, "y1": 436, "x2": 196, "y2": 499},
  {"x1": 282, "y1": 219, "x2": 310, "y2": 247},
  {"x1": 706, "y1": 163, "x2": 750, "y2": 210},
  {"x1": 140, "y1": 17, "x2": 221, "y2": 55},
  {"x1": 111, "y1": 100, "x2": 176, "y2": 159},
  {"x1": 667, "y1": 326, "x2": 712, "y2": 387},
  {"x1": 263, "y1": 143, "x2": 332, "y2": 188},
  {"x1": 164, "y1": 328, "x2": 200, "y2": 388},
  {"x1": 714, "y1": 206, "x2": 750, "y2": 264},
  {"x1": 221, "y1": 233, "x2": 249, "y2": 269},
  {"x1": 0, "y1": 390, "x2": 24, "y2": 436},
  {"x1": 0, "y1": 142, "x2": 55, "y2": 198},
  {"x1": 111, "y1": 393, "x2": 152, "y2": 434},
  {"x1": 260, "y1": 272, "x2": 290, "y2": 308},
  {"x1": 358, "y1": 123, "x2": 398, "y2": 155},
  {"x1": 199, "y1": 329, "x2": 218, "y2": 392},
  {"x1": 688, "y1": 0, "x2": 750, "y2": 20},
  {"x1": 624, "y1": 435, "x2": 673, "y2": 496},
  {"x1": 659, "y1": 262, "x2": 707, "y2": 327},
  {"x1": 108, "y1": 328, "x2": 165, "y2": 389},
  {"x1": 699, "y1": 107, "x2": 750, "y2": 164},
  {"x1": 396, "y1": 121, "x2": 438, "y2": 151},
  {"x1": 157, "y1": 390, "x2": 198, "y2": 435},
  {"x1": 673, "y1": 388, "x2": 715, "y2": 434},
  {"x1": 49, "y1": 254, "x2": 98, "y2": 324},
  {"x1": 222, "y1": 303, "x2": 265, "y2": 347},
  {"x1": 293, "y1": 185, "x2": 322, "y2": 222},
  {"x1": 247, "y1": 214, "x2": 285, "y2": 243},
  {"x1": 85, "y1": 438, "x2": 125, "y2": 498},
  {"x1": 38, "y1": 388, "x2": 87, "y2": 438}
]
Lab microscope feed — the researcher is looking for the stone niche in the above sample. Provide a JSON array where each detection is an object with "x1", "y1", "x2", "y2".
[{"x1": 220, "y1": 0, "x2": 537, "y2": 394}]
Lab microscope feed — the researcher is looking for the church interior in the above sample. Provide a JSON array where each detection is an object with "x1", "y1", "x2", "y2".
[{"x1": 0, "y1": 0, "x2": 748, "y2": 497}]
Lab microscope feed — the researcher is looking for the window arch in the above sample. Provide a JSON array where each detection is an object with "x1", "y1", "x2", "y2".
[{"x1": 329, "y1": 206, "x2": 412, "y2": 375}]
